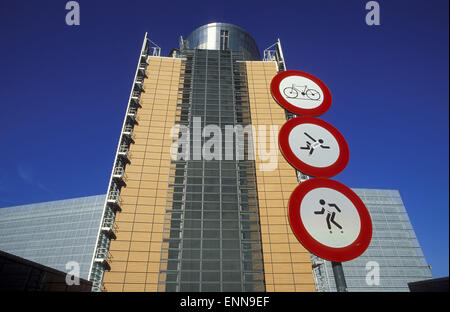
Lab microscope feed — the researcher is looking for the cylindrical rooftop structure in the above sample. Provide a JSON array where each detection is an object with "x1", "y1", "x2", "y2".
[{"x1": 185, "y1": 23, "x2": 260, "y2": 60}]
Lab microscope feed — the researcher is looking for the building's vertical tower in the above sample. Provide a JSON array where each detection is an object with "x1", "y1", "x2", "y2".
[
  {"x1": 155, "y1": 23, "x2": 266, "y2": 292},
  {"x1": 95, "y1": 23, "x2": 316, "y2": 292},
  {"x1": 89, "y1": 34, "x2": 183, "y2": 291}
]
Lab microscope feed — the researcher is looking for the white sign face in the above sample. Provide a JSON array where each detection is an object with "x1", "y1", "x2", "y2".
[
  {"x1": 299, "y1": 187, "x2": 361, "y2": 248},
  {"x1": 279, "y1": 75, "x2": 324, "y2": 110},
  {"x1": 288, "y1": 123, "x2": 340, "y2": 168}
]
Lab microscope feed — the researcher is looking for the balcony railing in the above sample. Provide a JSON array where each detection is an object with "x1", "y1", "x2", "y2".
[
  {"x1": 113, "y1": 166, "x2": 126, "y2": 178},
  {"x1": 130, "y1": 97, "x2": 141, "y2": 108},
  {"x1": 112, "y1": 166, "x2": 127, "y2": 188},
  {"x1": 131, "y1": 90, "x2": 141, "y2": 100},
  {"x1": 107, "y1": 190, "x2": 122, "y2": 212},
  {"x1": 122, "y1": 125, "x2": 135, "y2": 144},
  {"x1": 117, "y1": 145, "x2": 131, "y2": 164},
  {"x1": 127, "y1": 107, "x2": 138, "y2": 116},
  {"x1": 94, "y1": 248, "x2": 112, "y2": 271},
  {"x1": 137, "y1": 67, "x2": 147, "y2": 79},
  {"x1": 134, "y1": 81, "x2": 145, "y2": 93},
  {"x1": 101, "y1": 217, "x2": 119, "y2": 240}
]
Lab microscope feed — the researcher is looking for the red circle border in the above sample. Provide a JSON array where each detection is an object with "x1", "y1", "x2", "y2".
[
  {"x1": 278, "y1": 116, "x2": 350, "y2": 178},
  {"x1": 270, "y1": 70, "x2": 332, "y2": 116},
  {"x1": 288, "y1": 178, "x2": 373, "y2": 262}
]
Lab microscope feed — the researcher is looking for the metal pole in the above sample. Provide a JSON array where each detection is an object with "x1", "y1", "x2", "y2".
[{"x1": 332, "y1": 261, "x2": 348, "y2": 292}]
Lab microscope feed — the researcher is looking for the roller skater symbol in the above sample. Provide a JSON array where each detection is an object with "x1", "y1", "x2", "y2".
[{"x1": 300, "y1": 132, "x2": 330, "y2": 155}]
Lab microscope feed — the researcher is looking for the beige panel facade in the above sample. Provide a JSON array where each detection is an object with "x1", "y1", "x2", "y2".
[
  {"x1": 102, "y1": 56, "x2": 315, "y2": 292},
  {"x1": 103, "y1": 56, "x2": 182, "y2": 292},
  {"x1": 246, "y1": 61, "x2": 316, "y2": 292}
]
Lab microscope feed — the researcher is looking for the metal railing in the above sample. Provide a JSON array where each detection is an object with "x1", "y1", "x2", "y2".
[
  {"x1": 94, "y1": 248, "x2": 112, "y2": 266},
  {"x1": 118, "y1": 145, "x2": 130, "y2": 155},
  {"x1": 101, "y1": 217, "x2": 119, "y2": 240},
  {"x1": 102, "y1": 217, "x2": 119, "y2": 232},
  {"x1": 123, "y1": 125, "x2": 134, "y2": 135},
  {"x1": 112, "y1": 166, "x2": 127, "y2": 179},
  {"x1": 88, "y1": 33, "x2": 157, "y2": 292},
  {"x1": 107, "y1": 190, "x2": 120, "y2": 202}
]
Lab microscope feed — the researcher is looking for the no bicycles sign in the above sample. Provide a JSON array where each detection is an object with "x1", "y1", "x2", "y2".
[
  {"x1": 270, "y1": 70, "x2": 332, "y2": 117},
  {"x1": 271, "y1": 70, "x2": 372, "y2": 262}
]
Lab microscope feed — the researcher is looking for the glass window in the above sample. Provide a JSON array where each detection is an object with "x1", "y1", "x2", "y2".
[
  {"x1": 202, "y1": 261, "x2": 220, "y2": 271},
  {"x1": 181, "y1": 271, "x2": 200, "y2": 282},
  {"x1": 202, "y1": 271, "x2": 220, "y2": 282}
]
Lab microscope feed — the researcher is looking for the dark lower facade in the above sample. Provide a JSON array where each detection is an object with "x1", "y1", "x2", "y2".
[
  {"x1": 0, "y1": 250, "x2": 92, "y2": 292},
  {"x1": 408, "y1": 277, "x2": 449, "y2": 292}
]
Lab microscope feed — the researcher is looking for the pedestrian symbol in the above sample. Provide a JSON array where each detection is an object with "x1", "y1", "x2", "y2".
[
  {"x1": 288, "y1": 178, "x2": 373, "y2": 262},
  {"x1": 314, "y1": 199, "x2": 343, "y2": 234}
]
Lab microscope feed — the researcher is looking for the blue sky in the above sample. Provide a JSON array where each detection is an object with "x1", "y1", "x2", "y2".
[{"x1": 0, "y1": 0, "x2": 448, "y2": 278}]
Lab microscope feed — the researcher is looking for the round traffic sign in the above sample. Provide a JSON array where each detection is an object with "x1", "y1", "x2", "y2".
[
  {"x1": 270, "y1": 70, "x2": 332, "y2": 116},
  {"x1": 288, "y1": 178, "x2": 372, "y2": 262},
  {"x1": 278, "y1": 116, "x2": 349, "y2": 177}
]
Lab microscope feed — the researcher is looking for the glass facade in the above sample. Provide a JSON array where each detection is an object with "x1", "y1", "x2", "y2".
[
  {"x1": 312, "y1": 188, "x2": 432, "y2": 292},
  {"x1": 158, "y1": 49, "x2": 265, "y2": 292},
  {"x1": 0, "y1": 195, "x2": 105, "y2": 280}
]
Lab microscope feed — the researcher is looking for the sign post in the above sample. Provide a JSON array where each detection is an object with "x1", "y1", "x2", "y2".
[{"x1": 332, "y1": 262, "x2": 348, "y2": 292}]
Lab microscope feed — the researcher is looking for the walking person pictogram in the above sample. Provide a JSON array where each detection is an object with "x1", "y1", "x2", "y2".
[
  {"x1": 301, "y1": 132, "x2": 330, "y2": 155},
  {"x1": 314, "y1": 199, "x2": 343, "y2": 233}
]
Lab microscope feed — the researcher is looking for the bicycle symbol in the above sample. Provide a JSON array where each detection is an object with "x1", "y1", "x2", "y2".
[{"x1": 283, "y1": 84, "x2": 321, "y2": 101}]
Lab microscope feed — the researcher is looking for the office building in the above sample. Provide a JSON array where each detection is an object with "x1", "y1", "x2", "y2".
[
  {"x1": 0, "y1": 194, "x2": 106, "y2": 280},
  {"x1": 0, "y1": 23, "x2": 433, "y2": 293},
  {"x1": 91, "y1": 23, "x2": 437, "y2": 292},
  {"x1": 93, "y1": 22, "x2": 315, "y2": 292}
]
